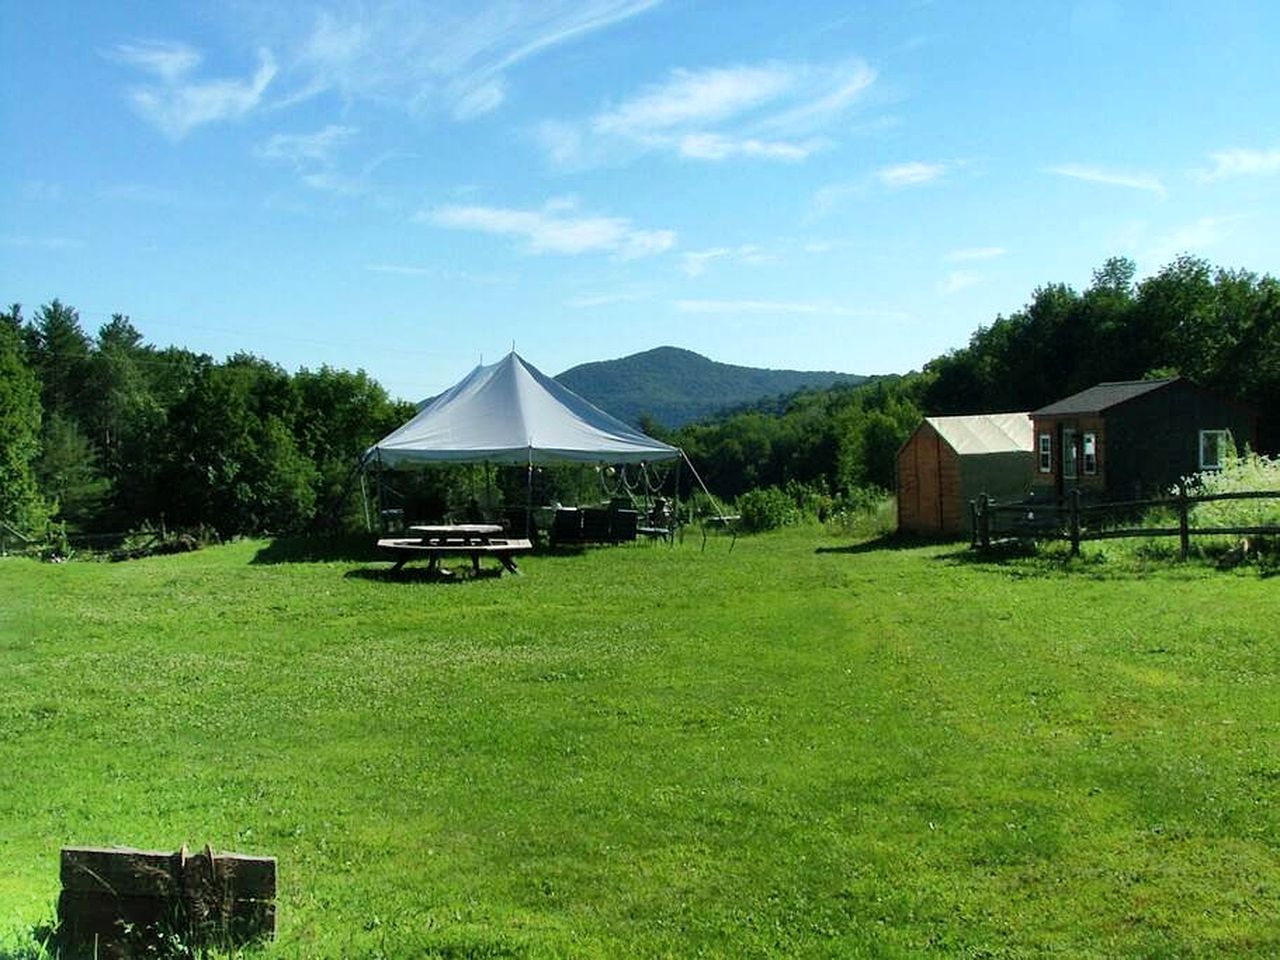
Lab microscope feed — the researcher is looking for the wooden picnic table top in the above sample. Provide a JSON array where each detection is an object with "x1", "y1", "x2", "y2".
[
  {"x1": 408, "y1": 523, "x2": 505, "y2": 536},
  {"x1": 378, "y1": 537, "x2": 531, "y2": 553}
]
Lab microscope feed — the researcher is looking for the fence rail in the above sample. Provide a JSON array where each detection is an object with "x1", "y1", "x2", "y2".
[
  {"x1": 1, "y1": 520, "x2": 168, "y2": 557},
  {"x1": 971, "y1": 485, "x2": 1279, "y2": 559},
  {"x1": 0, "y1": 520, "x2": 39, "y2": 556}
]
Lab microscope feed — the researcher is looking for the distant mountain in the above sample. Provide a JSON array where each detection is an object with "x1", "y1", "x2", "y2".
[{"x1": 556, "y1": 346, "x2": 867, "y2": 428}]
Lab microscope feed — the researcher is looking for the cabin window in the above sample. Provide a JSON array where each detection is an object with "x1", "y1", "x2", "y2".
[
  {"x1": 1083, "y1": 432, "x2": 1097, "y2": 475},
  {"x1": 1038, "y1": 433, "x2": 1052, "y2": 473},
  {"x1": 1063, "y1": 428, "x2": 1078, "y2": 479},
  {"x1": 1199, "y1": 429, "x2": 1231, "y2": 471}
]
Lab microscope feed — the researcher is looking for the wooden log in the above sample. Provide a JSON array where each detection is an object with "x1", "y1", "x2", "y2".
[
  {"x1": 61, "y1": 847, "x2": 183, "y2": 898},
  {"x1": 58, "y1": 846, "x2": 276, "y2": 949},
  {"x1": 61, "y1": 846, "x2": 275, "y2": 899},
  {"x1": 57, "y1": 890, "x2": 276, "y2": 949}
]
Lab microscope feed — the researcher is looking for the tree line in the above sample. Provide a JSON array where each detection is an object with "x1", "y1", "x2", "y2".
[
  {"x1": 654, "y1": 255, "x2": 1278, "y2": 506},
  {"x1": 1, "y1": 301, "x2": 410, "y2": 539},
  {"x1": 2, "y1": 254, "x2": 1277, "y2": 541}
]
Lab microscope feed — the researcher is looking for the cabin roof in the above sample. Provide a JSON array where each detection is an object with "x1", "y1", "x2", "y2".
[{"x1": 1031, "y1": 378, "x2": 1176, "y2": 417}]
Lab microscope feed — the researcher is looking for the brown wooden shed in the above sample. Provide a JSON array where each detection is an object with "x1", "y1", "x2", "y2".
[{"x1": 897, "y1": 413, "x2": 1034, "y2": 535}]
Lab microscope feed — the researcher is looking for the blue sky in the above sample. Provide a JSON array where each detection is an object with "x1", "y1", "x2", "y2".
[{"x1": 3, "y1": 1, "x2": 1278, "y2": 401}]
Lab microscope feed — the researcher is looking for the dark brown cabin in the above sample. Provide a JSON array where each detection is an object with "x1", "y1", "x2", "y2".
[{"x1": 1029, "y1": 378, "x2": 1258, "y2": 500}]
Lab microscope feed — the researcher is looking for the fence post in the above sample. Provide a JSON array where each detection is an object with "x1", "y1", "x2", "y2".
[
  {"x1": 1069, "y1": 488, "x2": 1081, "y2": 557},
  {"x1": 979, "y1": 494, "x2": 990, "y2": 549},
  {"x1": 1178, "y1": 480, "x2": 1189, "y2": 561},
  {"x1": 970, "y1": 499, "x2": 979, "y2": 548}
]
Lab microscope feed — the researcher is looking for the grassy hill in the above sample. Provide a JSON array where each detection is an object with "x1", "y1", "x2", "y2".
[
  {"x1": 556, "y1": 346, "x2": 866, "y2": 427},
  {"x1": 3, "y1": 532, "x2": 1277, "y2": 956}
]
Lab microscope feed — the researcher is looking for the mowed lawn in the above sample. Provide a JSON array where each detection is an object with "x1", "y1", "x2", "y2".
[{"x1": 2, "y1": 529, "x2": 1277, "y2": 958}]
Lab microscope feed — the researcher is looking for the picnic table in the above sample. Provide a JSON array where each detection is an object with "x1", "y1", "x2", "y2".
[{"x1": 377, "y1": 523, "x2": 532, "y2": 576}]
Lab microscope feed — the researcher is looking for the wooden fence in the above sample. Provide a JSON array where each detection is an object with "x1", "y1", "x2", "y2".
[
  {"x1": 971, "y1": 485, "x2": 1279, "y2": 558},
  {"x1": 0, "y1": 520, "x2": 37, "y2": 556}
]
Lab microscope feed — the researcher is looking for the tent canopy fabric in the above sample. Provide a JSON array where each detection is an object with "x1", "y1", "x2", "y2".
[
  {"x1": 925, "y1": 412, "x2": 1032, "y2": 456},
  {"x1": 366, "y1": 352, "x2": 680, "y2": 467}
]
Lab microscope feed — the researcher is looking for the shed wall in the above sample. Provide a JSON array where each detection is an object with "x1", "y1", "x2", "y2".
[{"x1": 897, "y1": 424, "x2": 964, "y2": 535}]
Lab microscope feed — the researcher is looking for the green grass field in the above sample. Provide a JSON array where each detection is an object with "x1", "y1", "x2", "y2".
[{"x1": 2, "y1": 529, "x2": 1277, "y2": 957}]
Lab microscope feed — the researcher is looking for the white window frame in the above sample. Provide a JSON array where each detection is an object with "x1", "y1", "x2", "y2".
[
  {"x1": 1083, "y1": 432, "x2": 1097, "y2": 476},
  {"x1": 1198, "y1": 429, "x2": 1230, "y2": 471},
  {"x1": 1038, "y1": 433, "x2": 1052, "y2": 473},
  {"x1": 1063, "y1": 428, "x2": 1078, "y2": 480}
]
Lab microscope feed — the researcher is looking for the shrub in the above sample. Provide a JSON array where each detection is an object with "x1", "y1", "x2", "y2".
[
  {"x1": 1185, "y1": 449, "x2": 1280, "y2": 563},
  {"x1": 827, "y1": 486, "x2": 896, "y2": 540},
  {"x1": 737, "y1": 486, "x2": 803, "y2": 532},
  {"x1": 1186, "y1": 449, "x2": 1280, "y2": 525}
]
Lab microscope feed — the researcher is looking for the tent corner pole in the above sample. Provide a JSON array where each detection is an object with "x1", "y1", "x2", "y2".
[
  {"x1": 526, "y1": 450, "x2": 534, "y2": 540},
  {"x1": 679, "y1": 449, "x2": 734, "y2": 552},
  {"x1": 375, "y1": 451, "x2": 387, "y2": 531},
  {"x1": 359, "y1": 461, "x2": 371, "y2": 532}
]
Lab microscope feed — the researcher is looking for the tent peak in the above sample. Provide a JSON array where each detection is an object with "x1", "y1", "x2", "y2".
[{"x1": 367, "y1": 353, "x2": 678, "y2": 467}]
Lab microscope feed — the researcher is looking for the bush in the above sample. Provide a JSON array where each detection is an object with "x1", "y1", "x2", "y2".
[
  {"x1": 1187, "y1": 449, "x2": 1280, "y2": 525},
  {"x1": 1185, "y1": 449, "x2": 1280, "y2": 565},
  {"x1": 737, "y1": 486, "x2": 803, "y2": 532},
  {"x1": 827, "y1": 486, "x2": 896, "y2": 540}
]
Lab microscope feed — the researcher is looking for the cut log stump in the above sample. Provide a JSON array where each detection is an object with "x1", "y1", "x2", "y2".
[{"x1": 57, "y1": 845, "x2": 275, "y2": 955}]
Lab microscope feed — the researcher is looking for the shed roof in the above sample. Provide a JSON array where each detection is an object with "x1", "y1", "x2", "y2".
[
  {"x1": 1032, "y1": 378, "x2": 1175, "y2": 416},
  {"x1": 924, "y1": 412, "x2": 1032, "y2": 455}
]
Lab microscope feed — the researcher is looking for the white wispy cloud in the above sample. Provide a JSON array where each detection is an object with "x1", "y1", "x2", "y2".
[
  {"x1": 808, "y1": 182, "x2": 864, "y2": 220},
  {"x1": 257, "y1": 125, "x2": 357, "y2": 166},
  {"x1": 1045, "y1": 163, "x2": 1166, "y2": 198},
  {"x1": 944, "y1": 246, "x2": 1006, "y2": 262},
  {"x1": 808, "y1": 160, "x2": 950, "y2": 220},
  {"x1": 544, "y1": 58, "x2": 875, "y2": 167},
  {"x1": 2, "y1": 235, "x2": 83, "y2": 250},
  {"x1": 1196, "y1": 146, "x2": 1280, "y2": 181},
  {"x1": 365, "y1": 263, "x2": 514, "y2": 284},
  {"x1": 677, "y1": 133, "x2": 813, "y2": 162},
  {"x1": 257, "y1": 127, "x2": 416, "y2": 197},
  {"x1": 364, "y1": 263, "x2": 435, "y2": 276},
  {"x1": 283, "y1": 1, "x2": 658, "y2": 120},
  {"x1": 940, "y1": 271, "x2": 982, "y2": 294},
  {"x1": 877, "y1": 161, "x2": 946, "y2": 187},
  {"x1": 566, "y1": 291, "x2": 644, "y2": 308},
  {"x1": 1144, "y1": 215, "x2": 1238, "y2": 265},
  {"x1": 595, "y1": 64, "x2": 794, "y2": 134},
  {"x1": 675, "y1": 299, "x2": 881, "y2": 317},
  {"x1": 680, "y1": 245, "x2": 773, "y2": 277},
  {"x1": 422, "y1": 200, "x2": 675, "y2": 259},
  {"x1": 112, "y1": 40, "x2": 201, "y2": 82},
  {"x1": 257, "y1": 125, "x2": 380, "y2": 195},
  {"x1": 110, "y1": 40, "x2": 277, "y2": 138}
]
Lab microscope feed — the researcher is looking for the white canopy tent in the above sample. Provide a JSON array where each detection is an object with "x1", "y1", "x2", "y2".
[
  {"x1": 360, "y1": 352, "x2": 720, "y2": 539},
  {"x1": 366, "y1": 352, "x2": 680, "y2": 467}
]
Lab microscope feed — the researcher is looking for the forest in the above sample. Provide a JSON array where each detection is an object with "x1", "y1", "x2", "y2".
[
  {"x1": 665, "y1": 256, "x2": 1277, "y2": 501},
  {"x1": 2, "y1": 255, "x2": 1277, "y2": 544}
]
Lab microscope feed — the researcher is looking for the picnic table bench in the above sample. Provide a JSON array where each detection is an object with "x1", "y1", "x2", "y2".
[{"x1": 377, "y1": 524, "x2": 532, "y2": 576}]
